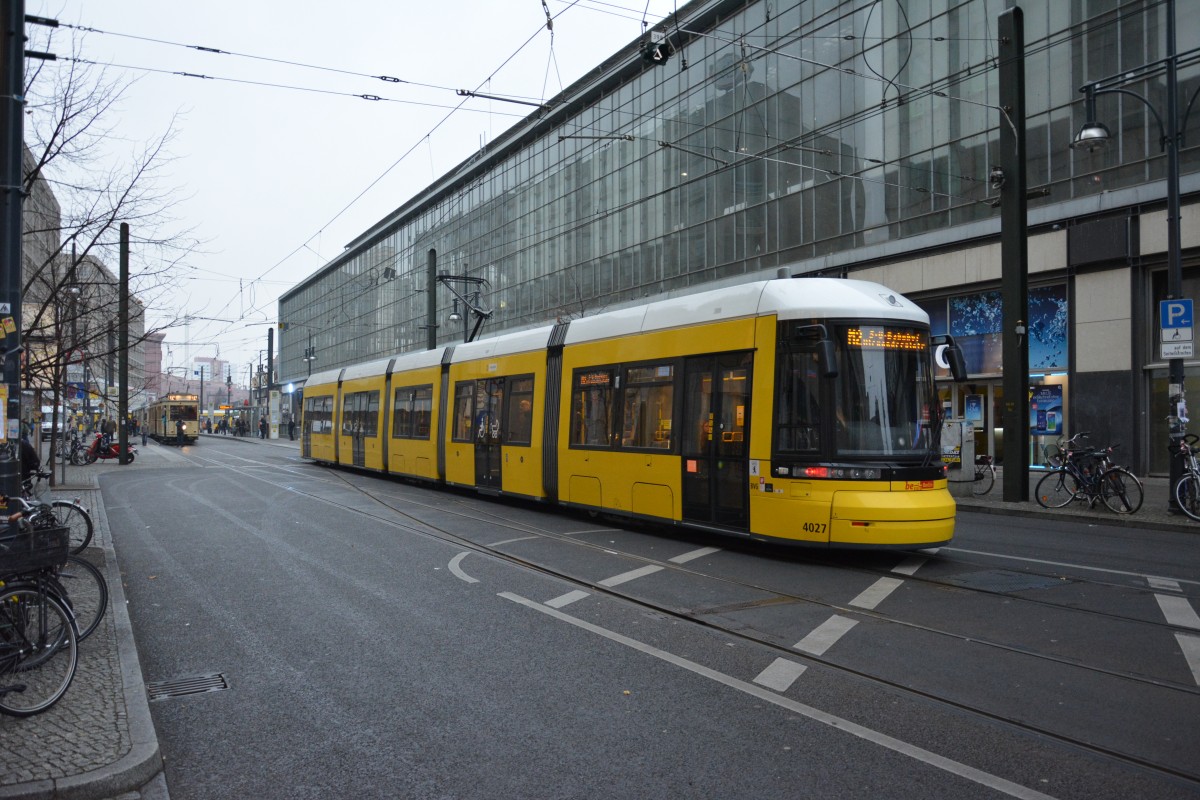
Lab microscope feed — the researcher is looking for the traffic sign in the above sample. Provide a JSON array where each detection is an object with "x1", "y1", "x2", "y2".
[{"x1": 1161, "y1": 299, "x2": 1194, "y2": 359}]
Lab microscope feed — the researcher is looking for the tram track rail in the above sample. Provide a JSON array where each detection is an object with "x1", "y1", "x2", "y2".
[{"x1": 179, "y1": 449, "x2": 1200, "y2": 789}]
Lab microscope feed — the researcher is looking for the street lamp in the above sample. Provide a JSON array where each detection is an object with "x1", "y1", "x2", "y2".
[
  {"x1": 1071, "y1": 0, "x2": 1198, "y2": 509},
  {"x1": 437, "y1": 271, "x2": 492, "y2": 343}
]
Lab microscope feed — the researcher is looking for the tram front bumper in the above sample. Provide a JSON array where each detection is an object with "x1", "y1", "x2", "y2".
[{"x1": 830, "y1": 486, "x2": 955, "y2": 546}]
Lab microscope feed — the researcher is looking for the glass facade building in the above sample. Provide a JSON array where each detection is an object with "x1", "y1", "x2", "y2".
[{"x1": 280, "y1": 0, "x2": 1199, "y2": 474}]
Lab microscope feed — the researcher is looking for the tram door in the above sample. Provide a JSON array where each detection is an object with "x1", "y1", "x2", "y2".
[
  {"x1": 474, "y1": 378, "x2": 504, "y2": 490},
  {"x1": 682, "y1": 352, "x2": 752, "y2": 530}
]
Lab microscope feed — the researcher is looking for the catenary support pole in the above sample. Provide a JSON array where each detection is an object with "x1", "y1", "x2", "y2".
[
  {"x1": 999, "y1": 7, "x2": 1029, "y2": 502},
  {"x1": 0, "y1": 0, "x2": 25, "y2": 500}
]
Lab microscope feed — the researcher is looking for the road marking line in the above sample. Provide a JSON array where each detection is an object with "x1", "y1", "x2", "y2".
[
  {"x1": 1148, "y1": 577, "x2": 1181, "y2": 592},
  {"x1": 1177, "y1": 633, "x2": 1200, "y2": 686},
  {"x1": 499, "y1": 592, "x2": 1055, "y2": 800},
  {"x1": 892, "y1": 556, "x2": 927, "y2": 576},
  {"x1": 753, "y1": 658, "x2": 807, "y2": 691},
  {"x1": 945, "y1": 547, "x2": 1200, "y2": 588},
  {"x1": 850, "y1": 577, "x2": 904, "y2": 610},
  {"x1": 669, "y1": 546, "x2": 721, "y2": 564},
  {"x1": 794, "y1": 615, "x2": 858, "y2": 656},
  {"x1": 545, "y1": 590, "x2": 590, "y2": 608},
  {"x1": 599, "y1": 564, "x2": 663, "y2": 587},
  {"x1": 1156, "y1": 594, "x2": 1200, "y2": 630},
  {"x1": 488, "y1": 536, "x2": 538, "y2": 547},
  {"x1": 448, "y1": 552, "x2": 479, "y2": 584}
]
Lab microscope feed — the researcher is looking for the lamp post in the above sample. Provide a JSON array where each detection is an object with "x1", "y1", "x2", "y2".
[
  {"x1": 303, "y1": 332, "x2": 316, "y2": 377},
  {"x1": 1070, "y1": 0, "x2": 1197, "y2": 509},
  {"x1": 437, "y1": 271, "x2": 492, "y2": 343}
]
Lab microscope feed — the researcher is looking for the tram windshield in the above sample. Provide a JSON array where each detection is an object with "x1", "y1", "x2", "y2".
[{"x1": 833, "y1": 324, "x2": 936, "y2": 458}]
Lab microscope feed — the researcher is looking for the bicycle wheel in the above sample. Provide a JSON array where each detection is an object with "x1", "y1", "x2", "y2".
[
  {"x1": 0, "y1": 587, "x2": 79, "y2": 717},
  {"x1": 1100, "y1": 468, "x2": 1143, "y2": 514},
  {"x1": 971, "y1": 466, "x2": 995, "y2": 496},
  {"x1": 55, "y1": 555, "x2": 108, "y2": 641},
  {"x1": 1174, "y1": 474, "x2": 1200, "y2": 522},
  {"x1": 70, "y1": 447, "x2": 88, "y2": 466},
  {"x1": 49, "y1": 501, "x2": 94, "y2": 554},
  {"x1": 1035, "y1": 469, "x2": 1080, "y2": 508}
]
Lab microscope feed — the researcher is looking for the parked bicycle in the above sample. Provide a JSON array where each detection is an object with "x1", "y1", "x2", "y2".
[
  {"x1": 1171, "y1": 433, "x2": 1200, "y2": 522},
  {"x1": 0, "y1": 515, "x2": 79, "y2": 717},
  {"x1": 1035, "y1": 432, "x2": 1143, "y2": 513},
  {"x1": 22, "y1": 470, "x2": 93, "y2": 554},
  {"x1": 2, "y1": 485, "x2": 106, "y2": 642}
]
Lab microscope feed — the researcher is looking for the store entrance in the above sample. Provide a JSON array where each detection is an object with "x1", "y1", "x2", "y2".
[{"x1": 940, "y1": 378, "x2": 1069, "y2": 468}]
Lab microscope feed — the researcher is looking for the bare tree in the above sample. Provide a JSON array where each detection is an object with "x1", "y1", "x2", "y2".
[{"x1": 19, "y1": 29, "x2": 202, "y2": 471}]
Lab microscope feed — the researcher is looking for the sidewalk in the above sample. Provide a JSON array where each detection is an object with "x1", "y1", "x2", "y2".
[
  {"x1": 2, "y1": 437, "x2": 1194, "y2": 799},
  {"x1": 1, "y1": 449, "x2": 167, "y2": 800},
  {"x1": 952, "y1": 466, "x2": 1200, "y2": 535}
]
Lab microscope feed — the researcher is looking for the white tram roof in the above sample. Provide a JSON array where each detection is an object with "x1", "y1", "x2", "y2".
[
  {"x1": 563, "y1": 278, "x2": 928, "y2": 345},
  {"x1": 448, "y1": 325, "x2": 556, "y2": 363},
  {"x1": 305, "y1": 279, "x2": 929, "y2": 383}
]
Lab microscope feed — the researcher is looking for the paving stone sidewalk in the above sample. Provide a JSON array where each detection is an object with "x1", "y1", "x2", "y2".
[{"x1": 1, "y1": 448, "x2": 167, "y2": 800}]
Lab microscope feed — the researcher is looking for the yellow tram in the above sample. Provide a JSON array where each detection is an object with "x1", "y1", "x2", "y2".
[
  {"x1": 302, "y1": 278, "x2": 965, "y2": 548},
  {"x1": 147, "y1": 393, "x2": 200, "y2": 444}
]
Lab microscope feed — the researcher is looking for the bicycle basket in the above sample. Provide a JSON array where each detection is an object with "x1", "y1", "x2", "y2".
[{"x1": 0, "y1": 524, "x2": 68, "y2": 577}]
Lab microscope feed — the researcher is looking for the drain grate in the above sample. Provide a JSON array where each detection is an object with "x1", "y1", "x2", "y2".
[
  {"x1": 941, "y1": 570, "x2": 1069, "y2": 593},
  {"x1": 147, "y1": 673, "x2": 229, "y2": 701}
]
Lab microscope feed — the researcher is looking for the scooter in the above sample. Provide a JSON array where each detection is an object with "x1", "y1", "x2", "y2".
[{"x1": 83, "y1": 432, "x2": 136, "y2": 464}]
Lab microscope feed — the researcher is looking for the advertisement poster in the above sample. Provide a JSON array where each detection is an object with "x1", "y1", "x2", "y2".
[
  {"x1": 964, "y1": 394, "x2": 984, "y2": 423},
  {"x1": 1029, "y1": 385, "x2": 1063, "y2": 436}
]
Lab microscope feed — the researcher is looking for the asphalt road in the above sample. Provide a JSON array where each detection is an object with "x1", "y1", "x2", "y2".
[{"x1": 102, "y1": 438, "x2": 1200, "y2": 800}]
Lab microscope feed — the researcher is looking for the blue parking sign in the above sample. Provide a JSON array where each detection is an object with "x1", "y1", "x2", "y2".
[{"x1": 1161, "y1": 299, "x2": 1193, "y2": 330}]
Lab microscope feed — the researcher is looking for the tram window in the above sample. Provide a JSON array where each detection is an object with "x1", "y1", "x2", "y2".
[
  {"x1": 570, "y1": 369, "x2": 614, "y2": 447},
  {"x1": 392, "y1": 385, "x2": 433, "y2": 440},
  {"x1": 304, "y1": 395, "x2": 333, "y2": 434},
  {"x1": 363, "y1": 391, "x2": 379, "y2": 437},
  {"x1": 621, "y1": 364, "x2": 674, "y2": 450},
  {"x1": 774, "y1": 350, "x2": 822, "y2": 454},
  {"x1": 452, "y1": 382, "x2": 475, "y2": 442},
  {"x1": 505, "y1": 376, "x2": 534, "y2": 445}
]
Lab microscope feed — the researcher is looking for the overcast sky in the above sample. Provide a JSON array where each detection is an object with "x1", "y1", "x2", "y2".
[{"x1": 27, "y1": 0, "x2": 678, "y2": 383}]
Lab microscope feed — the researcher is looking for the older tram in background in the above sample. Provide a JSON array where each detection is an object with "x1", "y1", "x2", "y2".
[
  {"x1": 146, "y1": 393, "x2": 200, "y2": 445},
  {"x1": 302, "y1": 278, "x2": 965, "y2": 548}
]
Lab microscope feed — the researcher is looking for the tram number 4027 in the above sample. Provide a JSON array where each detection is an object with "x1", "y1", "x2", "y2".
[{"x1": 802, "y1": 522, "x2": 827, "y2": 534}]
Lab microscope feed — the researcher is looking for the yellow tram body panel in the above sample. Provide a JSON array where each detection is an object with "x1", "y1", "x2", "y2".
[
  {"x1": 384, "y1": 365, "x2": 442, "y2": 482},
  {"x1": 301, "y1": 377, "x2": 340, "y2": 463},
  {"x1": 445, "y1": 347, "x2": 547, "y2": 500},
  {"x1": 558, "y1": 318, "x2": 759, "y2": 520},
  {"x1": 337, "y1": 372, "x2": 388, "y2": 472},
  {"x1": 749, "y1": 474, "x2": 954, "y2": 545}
]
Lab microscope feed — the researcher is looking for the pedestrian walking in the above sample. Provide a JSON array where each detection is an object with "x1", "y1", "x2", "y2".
[
  {"x1": 288, "y1": 417, "x2": 295, "y2": 440},
  {"x1": 258, "y1": 417, "x2": 268, "y2": 439},
  {"x1": 175, "y1": 417, "x2": 184, "y2": 446}
]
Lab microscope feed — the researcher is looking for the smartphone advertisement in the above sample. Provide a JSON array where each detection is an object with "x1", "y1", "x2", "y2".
[{"x1": 1029, "y1": 385, "x2": 1064, "y2": 435}]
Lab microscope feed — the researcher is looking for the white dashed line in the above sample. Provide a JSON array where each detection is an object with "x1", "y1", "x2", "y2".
[
  {"x1": 669, "y1": 546, "x2": 721, "y2": 564},
  {"x1": 753, "y1": 657, "x2": 807, "y2": 691},
  {"x1": 598, "y1": 565, "x2": 664, "y2": 587},
  {"x1": 1155, "y1": 594, "x2": 1200, "y2": 630},
  {"x1": 849, "y1": 577, "x2": 904, "y2": 610},
  {"x1": 794, "y1": 615, "x2": 858, "y2": 656},
  {"x1": 545, "y1": 590, "x2": 590, "y2": 608}
]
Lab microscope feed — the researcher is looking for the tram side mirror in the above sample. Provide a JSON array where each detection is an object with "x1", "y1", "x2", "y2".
[
  {"x1": 817, "y1": 338, "x2": 838, "y2": 378},
  {"x1": 794, "y1": 324, "x2": 838, "y2": 378},
  {"x1": 933, "y1": 336, "x2": 968, "y2": 382}
]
